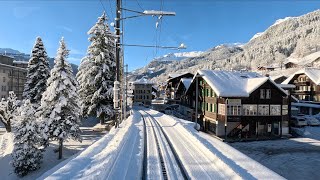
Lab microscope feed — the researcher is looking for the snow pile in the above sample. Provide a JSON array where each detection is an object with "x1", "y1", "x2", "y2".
[
  {"x1": 40, "y1": 110, "x2": 144, "y2": 180},
  {"x1": 0, "y1": 132, "x2": 14, "y2": 157}
]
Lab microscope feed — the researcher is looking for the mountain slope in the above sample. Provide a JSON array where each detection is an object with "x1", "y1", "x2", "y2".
[{"x1": 131, "y1": 9, "x2": 320, "y2": 83}]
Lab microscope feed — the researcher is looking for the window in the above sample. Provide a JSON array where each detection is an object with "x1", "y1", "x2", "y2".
[
  {"x1": 206, "y1": 89, "x2": 209, "y2": 97},
  {"x1": 270, "y1": 105, "x2": 281, "y2": 115},
  {"x1": 266, "y1": 89, "x2": 271, "y2": 99},
  {"x1": 2, "y1": 77, "x2": 5, "y2": 82},
  {"x1": 218, "y1": 104, "x2": 225, "y2": 115},
  {"x1": 210, "y1": 104, "x2": 213, "y2": 112},
  {"x1": 206, "y1": 103, "x2": 208, "y2": 111},
  {"x1": 260, "y1": 89, "x2": 265, "y2": 99},
  {"x1": 227, "y1": 105, "x2": 241, "y2": 116},
  {"x1": 282, "y1": 105, "x2": 288, "y2": 115},
  {"x1": 258, "y1": 105, "x2": 269, "y2": 116},
  {"x1": 1, "y1": 86, "x2": 6, "y2": 91},
  {"x1": 242, "y1": 105, "x2": 257, "y2": 116}
]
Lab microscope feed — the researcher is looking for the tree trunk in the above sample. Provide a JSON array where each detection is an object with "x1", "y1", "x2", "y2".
[
  {"x1": 58, "y1": 139, "x2": 63, "y2": 159},
  {"x1": 4, "y1": 123, "x2": 11, "y2": 132}
]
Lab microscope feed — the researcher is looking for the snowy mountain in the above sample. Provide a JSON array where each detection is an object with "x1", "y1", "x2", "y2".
[
  {"x1": 131, "y1": 9, "x2": 320, "y2": 83},
  {"x1": 153, "y1": 51, "x2": 203, "y2": 62},
  {"x1": 0, "y1": 48, "x2": 78, "y2": 74}
]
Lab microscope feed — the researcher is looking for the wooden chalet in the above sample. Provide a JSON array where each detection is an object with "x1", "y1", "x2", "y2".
[
  {"x1": 182, "y1": 70, "x2": 290, "y2": 140},
  {"x1": 166, "y1": 72, "x2": 193, "y2": 101},
  {"x1": 282, "y1": 68, "x2": 320, "y2": 102}
]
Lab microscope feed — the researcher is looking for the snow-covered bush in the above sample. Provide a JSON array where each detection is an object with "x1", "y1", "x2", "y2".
[
  {"x1": 23, "y1": 37, "x2": 50, "y2": 105},
  {"x1": 0, "y1": 91, "x2": 18, "y2": 132},
  {"x1": 11, "y1": 100, "x2": 43, "y2": 176},
  {"x1": 37, "y1": 38, "x2": 81, "y2": 159}
]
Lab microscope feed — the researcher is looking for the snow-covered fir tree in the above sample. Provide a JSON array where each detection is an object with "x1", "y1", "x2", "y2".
[
  {"x1": 38, "y1": 38, "x2": 81, "y2": 159},
  {"x1": 76, "y1": 57, "x2": 95, "y2": 117},
  {"x1": 11, "y1": 100, "x2": 43, "y2": 177},
  {"x1": 0, "y1": 91, "x2": 18, "y2": 132},
  {"x1": 77, "y1": 12, "x2": 116, "y2": 124},
  {"x1": 23, "y1": 37, "x2": 50, "y2": 104}
]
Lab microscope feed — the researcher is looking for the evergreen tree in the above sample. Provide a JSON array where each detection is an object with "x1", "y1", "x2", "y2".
[
  {"x1": 76, "y1": 57, "x2": 95, "y2": 117},
  {"x1": 0, "y1": 91, "x2": 18, "y2": 132},
  {"x1": 77, "y1": 12, "x2": 116, "y2": 124},
  {"x1": 11, "y1": 100, "x2": 43, "y2": 177},
  {"x1": 23, "y1": 37, "x2": 50, "y2": 104},
  {"x1": 38, "y1": 38, "x2": 81, "y2": 159}
]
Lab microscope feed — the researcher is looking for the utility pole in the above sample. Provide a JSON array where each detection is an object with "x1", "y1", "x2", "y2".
[{"x1": 113, "y1": 0, "x2": 122, "y2": 128}]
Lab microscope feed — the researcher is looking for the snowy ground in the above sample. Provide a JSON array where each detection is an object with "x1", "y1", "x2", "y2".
[
  {"x1": 40, "y1": 110, "x2": 144, "y2": 180},
  {"x1": 231, "y1": 126, "x2": 320, "y2": 180},
  {"x1": 40, "y1": 108, "x2": 284, "y2": 179},
  {"x1": 0, "y1": 118, "x2": 106, "y2": 180}
]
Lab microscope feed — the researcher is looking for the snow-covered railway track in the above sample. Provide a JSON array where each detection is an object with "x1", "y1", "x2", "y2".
[{"x1": 139, "y1": 110, "x2": 188, "y2": 180}]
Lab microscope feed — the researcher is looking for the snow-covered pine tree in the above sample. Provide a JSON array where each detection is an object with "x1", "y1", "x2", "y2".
[
  {"x1": 76, "y1": 57, "x2": 95, "y2": 118},
  {"x1": 23, "y1": 37, "x2": 50, "y2": 104},
  {"x1": 77, "y1": 12, "x2": 116, "y2": 124},
  {"x1": 11, "y1": 100, "x2": 43, "y2": 177},
  {"x1": 0, "y1": 91, "x2": 18, "y2": 132},
  {"x1": 38, "y1": 38, "x2": 81, "y2": 159}
]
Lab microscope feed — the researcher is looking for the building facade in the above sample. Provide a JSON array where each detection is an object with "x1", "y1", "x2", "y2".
[
  {"x1": 129, "y1": 78, "x2": 153, "y2": 106},
  {"x1": 166, "y1": 72, "x2": 193, "y2": 101},
  {"x1": 282, "y1": 68, "x2": 320, "y2": 102},
  {"x1": 182, "y1": 70, "x2": 289, "y2": 140},
  {"x1": 0, "y1": 55, "x2": 28, "y2": 99}
]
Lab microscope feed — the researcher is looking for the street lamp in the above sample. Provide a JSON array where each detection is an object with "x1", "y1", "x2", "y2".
[{"x1": 194, "y1": 74, "x2": 203, "y2": 131}]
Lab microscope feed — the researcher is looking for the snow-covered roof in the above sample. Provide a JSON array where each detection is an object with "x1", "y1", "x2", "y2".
[
  {"x1": 132, "y1": 78, "x2": 153, "y2": 85},
  {"x1": 13, "y1": 60, "x2": 28, "y2": 64},
  {"x1": 180, "y1": 78, "x2": 192, "y2": 90},
  {"x1": 196, "y1": 70, "x2": 287, "y2": 97},
  {"x1": 282, "y1": 68, "x2": 320, "y2": 85},
  {"x1": 292, "y1": 102, "x2": 320, "y2": 109},
  {"x1": 167, "y1": 72, "x2": 193, "y2": 82},
  {"x1": 285, "y1": 51, "x2": 320, "y2": 65}
]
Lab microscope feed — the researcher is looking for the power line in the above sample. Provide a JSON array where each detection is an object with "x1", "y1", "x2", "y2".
[
  {"x1": 135, "y1": 0, "x2": 144, "y2": 11},
  {"x1": 99, "y1": 0, "x2": 110, "y2": 18}
]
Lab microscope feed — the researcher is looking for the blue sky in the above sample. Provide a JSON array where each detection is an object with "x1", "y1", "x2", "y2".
[{"x1": 0, "y1": 0, "x2": 319, "y2": 71}]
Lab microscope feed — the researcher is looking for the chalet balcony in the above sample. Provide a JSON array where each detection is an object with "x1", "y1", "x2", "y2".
[{"x1": 293, "y1": 81, "x2": 310, "y2": 86}]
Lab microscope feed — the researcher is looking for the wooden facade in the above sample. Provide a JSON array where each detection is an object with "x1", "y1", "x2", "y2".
[
  {"x1": 166, "y1": 73, "x2": 193, "y2": 100},
  {"x1": 287, "y1": 73, "x2": 320, "y2": 102},
  {"x1": 181, "y1": 75, "x2": 289, "y2": 140}
]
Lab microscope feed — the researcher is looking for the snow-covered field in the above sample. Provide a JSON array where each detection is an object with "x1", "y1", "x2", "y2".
[
  {"x1": 231, "y1": 127, "x2": 320, "y2": 180},
  {"x1": 0, "y1": 118, "x2": 106, "y2": 180}
]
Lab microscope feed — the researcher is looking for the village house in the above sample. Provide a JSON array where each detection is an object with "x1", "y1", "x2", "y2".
[
  {"x1": 165, "y1": 72, "x2": 193, "y2": 101},
  {"x1": 181, "y1": 70, "x2": 290, "y2": 140},
  {"x1": 282, "y1": 68, "x2": 320, "y2": 115},
  {"x1": 128, "y1": 78, "x2": 153, "y2": 106}
]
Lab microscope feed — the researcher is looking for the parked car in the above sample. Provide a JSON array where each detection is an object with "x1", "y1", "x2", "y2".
[
  {"x1": 304, "y1": 115, "x2": 320, "y2": 126},
  {"x1": 291, "y1": 116, "x2": 308, "y2": 127}
]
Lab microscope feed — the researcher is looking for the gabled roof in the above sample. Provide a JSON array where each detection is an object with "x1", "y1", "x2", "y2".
[
  {"x1": 282, "y1": 68, "x2": 320, "y2": 85},
  {"x1": 176, "y1": 78, "x2": 192, "y2": 93},
  {"x1": 167, "y1": 72, "x2": 194, "y2": 82},
  {"x1": 181, "y1": 78, "x2": 192, "y2": 90},
  {"x1": 196, "y1": 70, "x2": 287, "y2": 97},
  {"x1": 285, "y1": 51, "x2": 320, "y2": 65}
]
